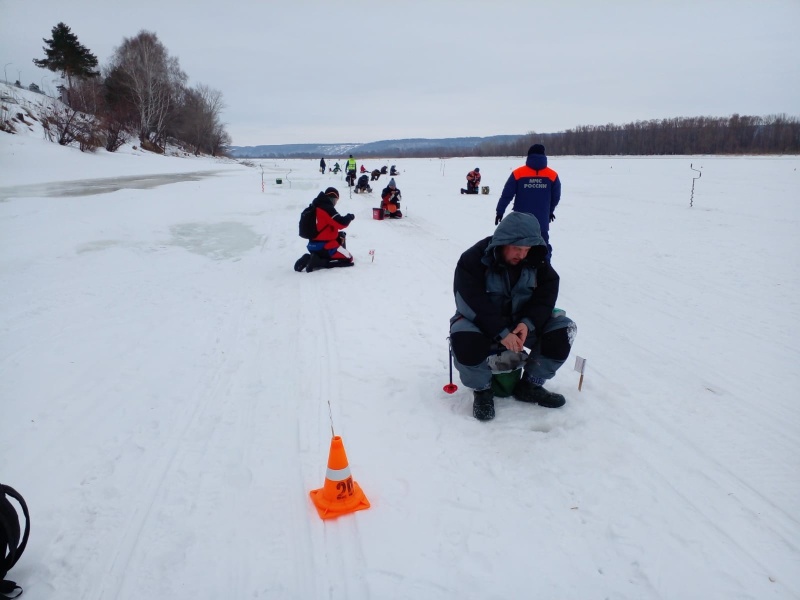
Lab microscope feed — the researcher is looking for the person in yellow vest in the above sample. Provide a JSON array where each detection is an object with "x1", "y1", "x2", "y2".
[{"x1": 345, "y1": 155, "x2": 357, "y2": 187}]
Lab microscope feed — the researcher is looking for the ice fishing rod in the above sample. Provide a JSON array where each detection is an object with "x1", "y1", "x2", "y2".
[{"x1": 443, "y1": 336, "x2": 458, "y2": 394}]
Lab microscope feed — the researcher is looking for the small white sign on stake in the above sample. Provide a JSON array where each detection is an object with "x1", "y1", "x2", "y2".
[
  {"x1": 369, "y1": 249, "x2": 375, "y2": 263},
  {"x1": 574, "y1": 356, "x2": 586, "y2": 391}
]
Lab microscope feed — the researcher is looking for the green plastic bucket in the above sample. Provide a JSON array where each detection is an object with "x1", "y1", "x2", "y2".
[{"x1": 492, "y1": 369, "x2": 522, "y2": 397}]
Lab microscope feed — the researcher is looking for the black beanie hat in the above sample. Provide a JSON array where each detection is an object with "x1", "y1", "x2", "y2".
[
  {"x1": 528, "y1": 144, "x2": 546, "y2": 155},
  {"x1": 324, "y1": 187, "x2": 340, "y2": 199}
]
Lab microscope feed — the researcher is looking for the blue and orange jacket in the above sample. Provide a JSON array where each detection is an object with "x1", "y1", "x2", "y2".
[{"x1": 495, "y1": 153, "x2": 560, "y2": 244}]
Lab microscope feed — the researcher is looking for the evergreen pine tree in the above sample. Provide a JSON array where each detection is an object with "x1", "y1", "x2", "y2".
[{"x1": 33, "y1": 22, "x2": 100, "y2": 87}]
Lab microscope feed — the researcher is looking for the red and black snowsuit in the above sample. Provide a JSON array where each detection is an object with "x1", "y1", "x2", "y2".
[
  {"x1": 307, "y1": 192, "x2": 354, "y2": 261},
  {"x1": 463, "y1": 169, "x2": 481, "y2": 194},
  {"x1": 468, "y1": 169, "x2": 481, "y2": 188}
]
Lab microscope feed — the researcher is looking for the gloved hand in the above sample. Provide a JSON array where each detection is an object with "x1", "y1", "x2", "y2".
[
  {"x1": 346, "y1": 213, "x2": 355, "y2": 220},
  {"x1": 495, "y1": 214, "x2": 502, "y2": 226},
  {"x1": 549, "y1": 213, "x2": 556, "y2": 223}
]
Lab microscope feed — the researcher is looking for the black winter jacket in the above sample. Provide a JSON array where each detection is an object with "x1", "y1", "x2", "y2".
[{"x1": 453, "y1": 212, "x2": 559, "y2": 340}]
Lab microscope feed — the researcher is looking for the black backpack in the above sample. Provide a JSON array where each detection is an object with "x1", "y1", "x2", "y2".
[
  {"x1": 1, "y1": 484, "x2": 30, "y2": 599},
  {"x1": 298, "y1": 203, "x2": 318, "y2": 239}
]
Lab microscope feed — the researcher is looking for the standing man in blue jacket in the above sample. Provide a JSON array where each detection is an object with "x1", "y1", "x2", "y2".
[{"x1": 495, "y1": 144, "x2": 561, "y2": 259}]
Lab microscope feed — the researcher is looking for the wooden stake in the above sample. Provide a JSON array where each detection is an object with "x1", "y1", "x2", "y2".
[{"x1": 574, "y1": 356, "x2": 586, "y2": 392}]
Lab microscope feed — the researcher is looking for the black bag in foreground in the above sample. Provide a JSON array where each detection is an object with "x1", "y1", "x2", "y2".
[{"x1": 1, "y1": 484, "x2": 30, "y2": 599}]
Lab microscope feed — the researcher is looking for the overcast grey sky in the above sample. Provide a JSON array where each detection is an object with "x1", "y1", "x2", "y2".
[{"x1": 2, "y1": 0, "x2": 798, "y2": 147}]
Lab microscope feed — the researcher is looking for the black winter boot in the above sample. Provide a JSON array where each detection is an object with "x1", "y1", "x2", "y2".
[
  {"x1": 513, "y1": 379, "x2": 566, "y2": 408},
  {"x1": 472, "y1": 388, "x2": 495, "y2": 421},
  {"x1": 305, "y1": 253, "x2": 329, "y2": 272},
  {"x1": 294, "y1": 254, "x2": 311, "y2": 272}
]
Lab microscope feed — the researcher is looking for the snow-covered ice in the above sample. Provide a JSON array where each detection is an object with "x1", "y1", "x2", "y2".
[{"x1": 1, "y1": 99, "x2": 799, "y2": 599}]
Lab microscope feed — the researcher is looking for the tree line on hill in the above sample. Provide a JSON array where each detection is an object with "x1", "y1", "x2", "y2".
[
  {"x1": 24, "y1": 22, "x2": 229, "y2": 156},
  {"x1": 322, "y1": 116, "x2": 798, "y2": 159},
  {"x1": 287, "y1": 113, "x2": 798, "y2": 159},
  {"x1": 470, "y1": 114, "x2": 799, "y2": 158}
]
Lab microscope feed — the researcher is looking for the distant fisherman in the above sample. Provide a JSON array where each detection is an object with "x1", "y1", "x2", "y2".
[
  {"x1": 345, "y1": 155, "x2": 357, "y2": 187},
  {"x1": 294, "y1": 187, "x2": 355, "y2": 272},
  {"x1": 461, "y1": 167, "x2": 481, "y2": 195}
]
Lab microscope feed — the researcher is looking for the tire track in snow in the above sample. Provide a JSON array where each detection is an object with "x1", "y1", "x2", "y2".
[
  {"x1": 311, "y1": 275, "x2": 370, "y2": 599},
  {"x1": 237, "y1": 227, "x2": 321, "y2": 598},
  {"x1": 93, "y1": 301, "x2": 246, "y2": 600}
]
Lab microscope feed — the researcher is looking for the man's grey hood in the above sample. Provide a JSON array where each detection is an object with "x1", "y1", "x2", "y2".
[{"x1": 483, "y1": 212, "x2": 546, "y2": 265}]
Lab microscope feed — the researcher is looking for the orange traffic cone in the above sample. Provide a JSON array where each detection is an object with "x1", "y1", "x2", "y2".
[{"x1": 309, "y1": 435, "x2": 370, "y2": 520}]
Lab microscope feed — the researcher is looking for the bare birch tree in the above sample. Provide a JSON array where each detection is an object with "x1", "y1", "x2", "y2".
[{"x1": 106, "y1": 31, "x2": 186, "y2": 148}]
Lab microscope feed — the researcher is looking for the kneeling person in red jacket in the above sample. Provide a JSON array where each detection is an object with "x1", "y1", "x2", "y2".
[
  {"x1": 461, "y1": 167, "x2": 481, "y2": 194},
  {"x1": 295, "y1": 187, "x2": 355, "y2": 272}
]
